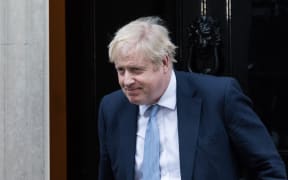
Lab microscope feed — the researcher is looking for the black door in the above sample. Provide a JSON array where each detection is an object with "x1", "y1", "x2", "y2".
[
  {"x1": 66, "y1": 0, "x2": 288, "y2": 179},
  {"x1": 66, "y1": 0, "x2": 178, "y2": 179}
]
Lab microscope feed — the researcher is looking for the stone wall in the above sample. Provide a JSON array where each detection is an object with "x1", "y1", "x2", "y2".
[{"x1": 0, "y1": 0, "x2": 49, "y2": 179}]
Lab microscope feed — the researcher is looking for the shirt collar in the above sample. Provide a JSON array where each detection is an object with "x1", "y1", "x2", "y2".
[{"x1": 139, "y1": 70, "x2": 177, "y2": 115}]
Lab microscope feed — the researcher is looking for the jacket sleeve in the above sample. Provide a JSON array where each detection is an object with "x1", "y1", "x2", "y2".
[
  {"x1": 224, "y1": 78, "x2": 287, "y2": 179},
  {"x1": 98, "y1": 98, "x2": 115, "y2": 180}
]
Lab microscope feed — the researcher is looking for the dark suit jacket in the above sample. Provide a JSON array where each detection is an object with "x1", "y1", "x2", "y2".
[{"x1": 98, "y1": 71, "x2": 287, "y2": 180}]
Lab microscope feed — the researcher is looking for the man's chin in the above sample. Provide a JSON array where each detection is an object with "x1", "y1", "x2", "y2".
[
  {"x1": 128, "y1": 99, "x2": 141, "y2": 105},
  {"x1": 127, "y1": 96, "x2": 143, "y2": 105}
]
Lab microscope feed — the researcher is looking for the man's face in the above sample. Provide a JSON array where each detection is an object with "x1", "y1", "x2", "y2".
[{"x1": 114, "y1": 52, "x2": 170, "y2": 105}]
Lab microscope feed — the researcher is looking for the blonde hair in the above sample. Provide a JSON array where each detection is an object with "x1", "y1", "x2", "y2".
[{"x1": 108, "y1": 16, "x2": 177, "y2": 65}]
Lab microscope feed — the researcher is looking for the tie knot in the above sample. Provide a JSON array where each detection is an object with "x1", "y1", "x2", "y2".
[{"x1": 150, "y1": 104, "x2": 159, "y2": 117}]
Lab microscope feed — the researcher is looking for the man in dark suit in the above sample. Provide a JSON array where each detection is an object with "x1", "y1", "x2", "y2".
[{"x1": 98, "y1": 16, "x2": 287, "y2": 180}]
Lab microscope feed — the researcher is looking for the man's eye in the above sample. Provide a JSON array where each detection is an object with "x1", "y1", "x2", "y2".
[
  {"x1": 117, "y1": 69, "x2": 125, "y2": 75},
  {"x1": 131, "y1": 68, "x2": 143, "y2": 74}
]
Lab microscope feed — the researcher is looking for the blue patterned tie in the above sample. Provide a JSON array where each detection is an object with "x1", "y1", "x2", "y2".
[{"x1": 142, "y1": 104, "x2": 160, "y2": 180}]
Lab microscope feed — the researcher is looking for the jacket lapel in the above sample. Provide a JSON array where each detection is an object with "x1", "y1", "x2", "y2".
[
  {"x1": 176, "y1": 72, "x2": 202, "y2": 180},
  {"x1": 118, "y1": 103, "x2": 138, "y2": 180}
]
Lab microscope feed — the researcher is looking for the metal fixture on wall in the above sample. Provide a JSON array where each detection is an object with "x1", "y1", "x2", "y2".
[
  {"x1": 226, "y1": 0, "x2": 232, "y2": 74},
  {"x1": 186, "y1": 0, "x2": 223, "y2": 75}
]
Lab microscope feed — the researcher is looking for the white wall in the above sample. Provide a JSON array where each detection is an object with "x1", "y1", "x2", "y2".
[{"x1": 0, "y1": 0, "x2": 49, "y2": 179}]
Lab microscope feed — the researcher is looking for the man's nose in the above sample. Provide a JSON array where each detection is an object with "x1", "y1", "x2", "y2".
[{"x1": 123, "y1": 72, "x2": 135, "y2": 85}]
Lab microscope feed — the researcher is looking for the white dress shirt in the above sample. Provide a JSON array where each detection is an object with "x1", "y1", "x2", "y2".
[{"x1": 135, "y1": 71, "x2": 181, "y2": 180}]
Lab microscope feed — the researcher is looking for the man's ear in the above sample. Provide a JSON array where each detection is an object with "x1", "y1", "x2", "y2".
[{"x1": 162, "y1": 56, "x2": 169, "y2": 72}]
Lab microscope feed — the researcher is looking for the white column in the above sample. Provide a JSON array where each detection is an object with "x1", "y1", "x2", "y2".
[{"x1": 0, "y1": 0, "x2": 49, "y2": 179}]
